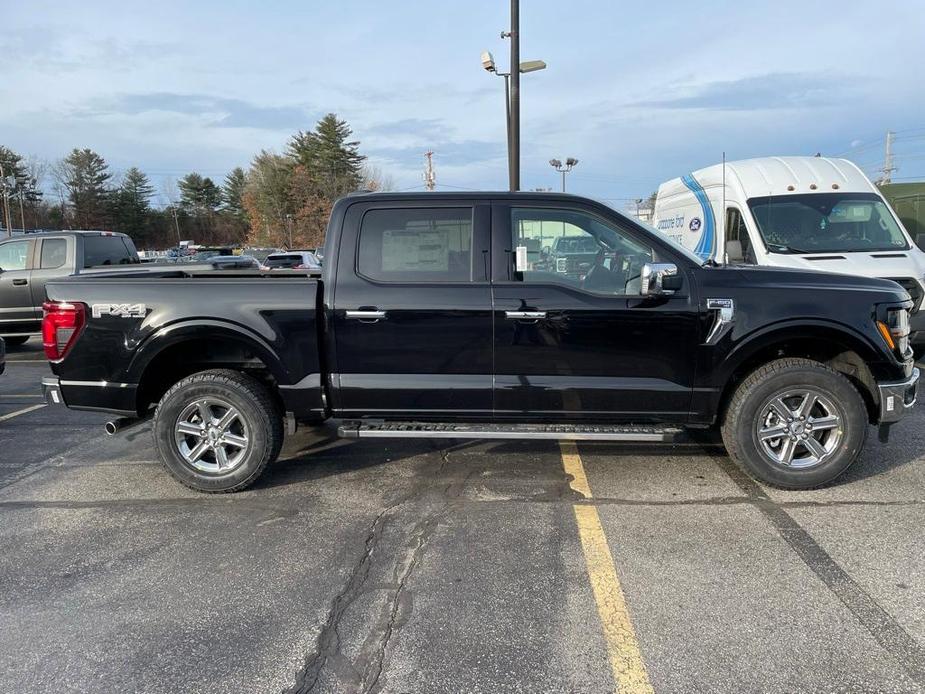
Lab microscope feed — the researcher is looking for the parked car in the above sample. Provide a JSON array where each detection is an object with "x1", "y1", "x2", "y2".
[
  {"x1": 0, "y1": 231, "x2": 139, "y2": 344},
  {"x1": 40, "y1": 192, "x2": 918, "y2": 493},
  {"x1": 207, "y1": 255, "x2": 261, "y2": 270},
  {"x1": 263, "y1": 251, "x2": 321, "y2": 270},
  {"x1": 653, "y1": 156, "x2": 925, "y2": 354},
  {"x1": 244, "y1": 248, "x2": 282, "y2": 265}
]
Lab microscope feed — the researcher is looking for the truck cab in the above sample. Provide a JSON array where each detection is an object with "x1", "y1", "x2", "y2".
[{"x1": 652, "y1": 157, "x2": 925, "y2": 353}]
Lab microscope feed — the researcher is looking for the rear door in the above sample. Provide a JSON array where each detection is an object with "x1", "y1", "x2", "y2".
[
  {"x1": 331, "y1": 200, "x2": 493, "y2": 418},
  {"x1": 0, "y1": 238, "x2": 37, "y2": 334},
  {"x1": 490, "y1": 201, "x2": 700, "y2": 422}
]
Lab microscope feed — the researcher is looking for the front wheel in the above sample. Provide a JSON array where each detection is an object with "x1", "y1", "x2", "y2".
[
  {"x1": 722, "y1": 358, "x2": 868, "y2": 489},
  {"x1": 153, "y1": 369, "x2": 284, "y2": 493}
]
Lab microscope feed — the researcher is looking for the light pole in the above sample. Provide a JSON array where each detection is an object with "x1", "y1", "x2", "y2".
[
  {"x1": 481, "y1": 49, "x2": 546, "y2": 191},
  {"x1": 0, "y1": 162, "x2": 12, "y2": 237},
  {"x1": 549, "y1": 158, "x2": 579, "y2": 192}
]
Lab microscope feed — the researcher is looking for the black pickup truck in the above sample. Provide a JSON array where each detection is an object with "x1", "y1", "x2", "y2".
[{"x1": 40, "y1": 192, "x2": 918, "y2": 492}]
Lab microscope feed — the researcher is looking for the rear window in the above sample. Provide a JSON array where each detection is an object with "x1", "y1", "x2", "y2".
[
  {"x1": 357, "y1": 207, "x2": 473, "y2": 282},
  {"x1": 82, "y1": 235, "x2": 137, "y2": 268},
  {"x1": 40, "y1": 239, "x2": 67, "y2": 269},
  {"x1": 266, "y1": 255, "x2": 306, "y2": 268}
]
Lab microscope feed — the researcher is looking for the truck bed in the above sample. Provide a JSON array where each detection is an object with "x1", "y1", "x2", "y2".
[{"x1": 44, "y1": 272, "x2": 324, "y2": 417}]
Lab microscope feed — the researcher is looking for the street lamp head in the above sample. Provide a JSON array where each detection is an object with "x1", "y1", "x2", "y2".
[
  {"x1": 549, "y1": 159, "x2": 562, "y2": 169},
  {"x1": 566, "y1": 157, "x2": 579, "y2": 167},
  {"x1": 519, "y1": 59, "x2": 547, "y2": 74},
  {"x1": 481, "y1": 50, "x2": 496, "y2": 73}
]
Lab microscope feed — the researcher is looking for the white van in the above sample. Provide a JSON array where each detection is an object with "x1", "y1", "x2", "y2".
[{"x1": 653, "y1": 155, "x2": 925, "y2": 351}]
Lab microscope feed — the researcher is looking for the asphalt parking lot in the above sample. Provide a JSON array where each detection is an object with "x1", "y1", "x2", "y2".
[{"x1": 1, "y1": 339, "x2": 924, "y2": 693}]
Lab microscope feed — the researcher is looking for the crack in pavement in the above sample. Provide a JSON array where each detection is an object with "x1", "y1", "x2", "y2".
[{"x1": 284, "y1": 454, "x2": 456, "y2": 694}]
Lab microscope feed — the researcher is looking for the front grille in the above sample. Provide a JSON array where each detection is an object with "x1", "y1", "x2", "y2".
[{"x1": 885, "y1": 278, "x2": 924, "y2": 312}]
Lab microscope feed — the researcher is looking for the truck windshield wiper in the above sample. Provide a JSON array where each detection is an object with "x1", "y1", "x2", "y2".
[{"x1": 768, "y1": 243, "x2": 812, "y2": 254}]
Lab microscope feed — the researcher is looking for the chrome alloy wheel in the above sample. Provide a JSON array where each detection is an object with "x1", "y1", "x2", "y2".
[
  {"x1": 174, "y1": 397, "x2": 250, "y2": 474},
  {"x1": 755, "y1": 388, "x2": 844, "y2": 469}
]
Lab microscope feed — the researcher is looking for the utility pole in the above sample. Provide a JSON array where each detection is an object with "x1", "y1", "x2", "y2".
[
  {"x1": 509, "y1": 0, "x2": 520, "y2": 191},
  {"x1": 171, "y1": 206, "x2": 181, "y2": 248},
  {"x1": 18, "y1": 190, "x2": 26, "y2": 232},
  {"x1": 424, "y1": 151, "x2": 436, "y2": 191},
  {"x1": 879, "y1": 130, "x2": 897, "y2": 185},
  {"x1": 285, "y1": 213, "x2": 293, "y2": 248}
]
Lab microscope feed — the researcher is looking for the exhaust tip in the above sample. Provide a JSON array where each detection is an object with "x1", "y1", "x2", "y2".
[{"x1": 105, "y1": 421, "x2": 119, "y2": 436}]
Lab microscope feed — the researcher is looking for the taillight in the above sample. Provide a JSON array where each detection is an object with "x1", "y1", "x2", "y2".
[{"x1": 42, "y1": 301, "x2": 86, "y2": 361}]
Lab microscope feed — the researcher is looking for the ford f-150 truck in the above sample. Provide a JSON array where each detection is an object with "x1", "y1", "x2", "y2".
[{"x1": 40, "y1": 192, "x2": 919, "y2": 492}]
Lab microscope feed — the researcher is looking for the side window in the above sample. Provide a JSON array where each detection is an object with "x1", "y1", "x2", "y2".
[
  {"x1": 358, "y1": 208, "x2": 473, "y2": 282},
  {"x1": 40, "y1": 239, "x2": 67, "y2": 269},
  {"x1": 83, "y1": 235, "x2": 134, "y2": 268},
  {"x1": 724, "y1": 208, "x2": 752, "y2": 263},
  {"x1": 512, "y1": 208, "x2": 654, "y2": 295},
  {"x1": 0, "y1": 240, "x2": 30, "y2": 271}
]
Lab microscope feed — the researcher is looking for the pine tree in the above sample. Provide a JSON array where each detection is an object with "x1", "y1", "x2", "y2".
[
  {"x1": 179, "y1": 172, "x2": 222, "y2": 214},
  {"x1": 113, "y1": 167, "x2": 154, "y2": 240},
  {"x1": 287, "y1": 113, "x2": 366, "y2": 198},
  {"x1": 57, "y1": 148, "x2": 113, "y2": 229},
  {"x1": 222, "y1": 167, "x2": 247, "y2": 218}
]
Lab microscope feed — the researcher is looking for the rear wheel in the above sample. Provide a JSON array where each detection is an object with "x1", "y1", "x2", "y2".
[
  {"x1": 722, "y1": 358, "x2": 868, "y2": 489},
  {"x1": 153, "y1": 369, "x2": 283, "y2": 493}
]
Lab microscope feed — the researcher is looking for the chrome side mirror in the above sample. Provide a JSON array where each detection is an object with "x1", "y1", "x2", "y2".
[{"x1": 641, "y1": 262, "x2": 679, "y2": 295}]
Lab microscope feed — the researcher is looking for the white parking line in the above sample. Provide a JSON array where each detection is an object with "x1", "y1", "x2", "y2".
[{"x1": 0, "y1": 404, "x2": 46, "y2": 422}]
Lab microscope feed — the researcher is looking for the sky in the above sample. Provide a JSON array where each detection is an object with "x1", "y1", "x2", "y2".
[{"x1": 3, "y1": 0, "x2": 925, "y2": 210}]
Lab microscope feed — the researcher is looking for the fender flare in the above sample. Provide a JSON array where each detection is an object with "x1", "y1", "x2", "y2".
[
  {"x1": 125, "y1": 319, "x2": 291, "y2": 386},
  {"x1": 715, "y1": 318, "x2": 889, "y2": 386}
]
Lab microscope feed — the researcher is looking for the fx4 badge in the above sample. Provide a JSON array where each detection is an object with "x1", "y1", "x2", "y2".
[{"x1": 92, "y1": 303, "x2": 147, "y2": 319}]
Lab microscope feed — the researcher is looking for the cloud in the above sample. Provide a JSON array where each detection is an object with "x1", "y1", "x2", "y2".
[
  {"x1": 634, "y1": 72, "x2": 863, "y2": 111},
  {"x1": 86, "y1": 93, "x2": 314, "y2": 130},
  {"x1": 364, "y1": 118, "x2": 453, "y2": 141}
]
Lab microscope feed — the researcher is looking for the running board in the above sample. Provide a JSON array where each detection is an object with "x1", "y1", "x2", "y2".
[{"x1": 337, "y1": 421, "x2": 684, "y2": 442}]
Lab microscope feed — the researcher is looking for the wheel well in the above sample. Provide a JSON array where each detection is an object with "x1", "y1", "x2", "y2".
[
  {"x1": 135, "y1": 338, "x2": 283, "y2": 415},
  {"x1": 719, "y1": 337, "x2": 879, "y2": 424}
]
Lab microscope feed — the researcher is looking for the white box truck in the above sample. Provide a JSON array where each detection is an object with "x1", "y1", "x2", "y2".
[{"x1": 652, "y1": 155, "x2": 925, "y2": 353}]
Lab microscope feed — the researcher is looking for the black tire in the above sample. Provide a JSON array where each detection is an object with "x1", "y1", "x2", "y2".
[
  {"x1": 152, "y1": 369, "x2": 284, "y2": 493},
  {"x1": 721, "y1": 358, "x2": 868, "y2": 489},
  {"x1": 4, "y1": 336, "x2": 30, "y2": 347}
]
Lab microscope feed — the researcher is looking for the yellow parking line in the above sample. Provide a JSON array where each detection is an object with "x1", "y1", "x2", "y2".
[
  {"x1": 0, "y1": 404, "x2": 46, "y2": 423},
  {"x1": 560, "y1": 441, "x2": 654, "y2": 694}
]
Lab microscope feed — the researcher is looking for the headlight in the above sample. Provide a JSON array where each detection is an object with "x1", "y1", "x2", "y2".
[{"x1": 878, "y1": 307, "x2": 911, "y2": 357}]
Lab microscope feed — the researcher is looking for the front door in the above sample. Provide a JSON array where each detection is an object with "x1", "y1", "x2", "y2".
[
  {"x1": 331, "y1": 200, "x2": 493, "y2": 419},
  {"x1": 0, "y1": 239, "x2": 37, "y2": 335},
  {"x1": 491, "y1": 202, "x2": 699, "y2": 422}
]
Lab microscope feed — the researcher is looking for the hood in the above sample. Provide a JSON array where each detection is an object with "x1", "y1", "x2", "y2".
[
  {"x1": 762, "y1": 249, "x2": 925, "y2": 279},
  {"x1": 709, "y1": 264, "x2": 914, "y2": 305}
]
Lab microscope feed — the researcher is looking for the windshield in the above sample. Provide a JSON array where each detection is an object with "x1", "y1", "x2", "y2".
[{"x1": 748, "y1": 193, "x2": 908, "y2": 254}]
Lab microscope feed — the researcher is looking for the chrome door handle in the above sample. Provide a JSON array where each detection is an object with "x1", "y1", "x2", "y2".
[
  {"x1": 12, "y1": 279, "x2": 27, "y2": 286},
  {"x1": 505, "y1": 310, "x2": 546, "y2": 320},
  {"x1": 346, "y1": 309, "x2": 387, "y2": 321}
]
